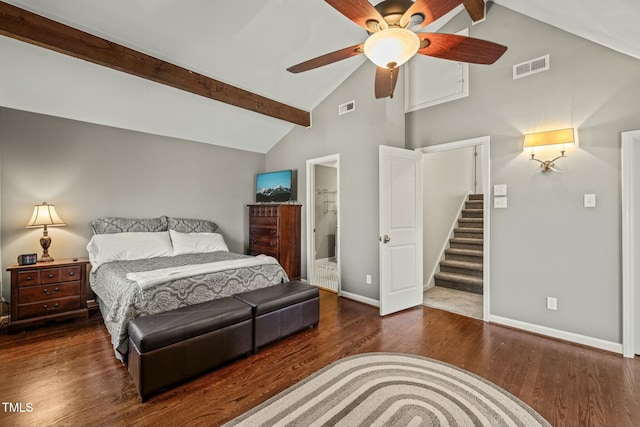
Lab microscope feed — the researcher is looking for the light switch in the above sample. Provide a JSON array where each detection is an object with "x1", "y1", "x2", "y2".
[
  {"x1": 584, "y1": 194, "x2": 596, "y2": 208},
  {"x1": 494, "y1": 184, "x2": 507, "y2": 196},
  {"x1": 494, "y1": 197, "x2": 508, "y2": 209}
]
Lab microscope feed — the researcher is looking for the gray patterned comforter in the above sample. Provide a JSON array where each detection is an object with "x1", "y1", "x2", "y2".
[{"x1": 90, "y1": 252, "x2": 288, "y2": 359}]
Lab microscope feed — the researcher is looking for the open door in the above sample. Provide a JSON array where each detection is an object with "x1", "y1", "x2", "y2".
[{"x1": 379, "y1": 145, "x2": 423, "y2": 316}]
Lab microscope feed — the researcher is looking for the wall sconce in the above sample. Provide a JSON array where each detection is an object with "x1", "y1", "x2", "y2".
[
  {"x1": 25, "y1": 202, "x2": 66, "y2": 262},
  {"x1": 523, "y1": 128, "x2": 575, "y2": 173}
]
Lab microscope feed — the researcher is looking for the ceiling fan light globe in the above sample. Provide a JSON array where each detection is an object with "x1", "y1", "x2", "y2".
[{"x1": 364, "y1": 28, "x2": 420, "y2": 69}]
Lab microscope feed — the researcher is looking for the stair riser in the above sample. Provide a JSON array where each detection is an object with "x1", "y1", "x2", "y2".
[
  {"x1": 446, "y1": 253, "x2": 483, "y2": 263},
  {"x1": 468, "y1": 194, "x2": 484, "y2": 200},
  {"x1": 461, "y1": 210, "x2": 483, "y2": 218},
  {"x1": 440, "y1": 265, "x2": 483, "y2": 278},
  {"x1": 458, "y1": 220, "x2": 483, "y2": 229},
  {"x1": 454, "y1": 230, "x2": 483, "y2": 239},
  {"x1": 435, "y1": 279, "x2": 483, "y2": 294},
  {"x1": 465, "y1": 201, "x2": 483, "y2": 209}
]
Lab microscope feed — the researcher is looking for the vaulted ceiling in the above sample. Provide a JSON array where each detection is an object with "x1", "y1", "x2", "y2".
[{"x1": 2, "y1": 0, "x2": 639, "y2": 153}]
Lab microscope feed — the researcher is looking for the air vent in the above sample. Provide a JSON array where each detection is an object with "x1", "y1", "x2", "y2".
[
  {"x1": 338, "y1": 100, "x2": 355, "y2": 116},
  {"x1": 513, "y1": 54, "x2": 550, "y2": 80}
]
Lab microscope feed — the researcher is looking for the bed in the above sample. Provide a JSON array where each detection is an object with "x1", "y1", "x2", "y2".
[{"x1": 87, "y1": 216, "x2": 288, "y2": 360}]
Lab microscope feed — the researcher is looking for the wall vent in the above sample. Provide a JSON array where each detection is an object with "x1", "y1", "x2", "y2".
[
  {"x1": 513, "y1": 54, "x2": 550, "y2": 80},
  {"x1": 338, "y1": 100, "x2": 355, "y2": 116}
]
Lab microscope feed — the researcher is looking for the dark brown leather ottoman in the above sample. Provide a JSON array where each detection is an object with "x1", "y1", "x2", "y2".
[
  {"x1": 127, "y1": 297, "x2": 252, "y2": 401},
  {"x1": 233, "y1": 281, "x2": 319, "y2": 352}
]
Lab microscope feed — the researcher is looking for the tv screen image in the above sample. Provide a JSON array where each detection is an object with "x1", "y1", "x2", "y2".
[{"x1": 256, "y1": 170, "x2": 293, "y2": 202}]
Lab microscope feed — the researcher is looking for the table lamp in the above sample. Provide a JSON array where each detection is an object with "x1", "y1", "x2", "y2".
[{"x1": 25, "y1": 202, "x2": 66, "y2": 262}]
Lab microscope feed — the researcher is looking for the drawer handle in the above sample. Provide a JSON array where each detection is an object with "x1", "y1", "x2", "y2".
[
  {"x1": 270, "y1": 230, "x2": 276, "y2": 235},
  {"x1": 250, "y1": 239, "x2": 257, "y2": 244},
  {"x1": 43, "y1": 303, "x2": 59, "y2": 311},
  {"x1": 26, "y1": 276, "x2": 33, "y2": 281},
  {"x1": 68, "y1": 272, "x2": 75, "y2": 276},
  {"x1": 43, "y1": 287, "x2": 60, "y2": 295},
  {"x1": 48, "y1": 274, "x2": 55, "y2": 278},
  {"x1": 269, "y1": 242, "x2": 277, "y2": 247}
]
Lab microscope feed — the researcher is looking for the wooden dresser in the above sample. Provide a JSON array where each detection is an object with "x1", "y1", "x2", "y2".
[
  {"x1": 248, "y1": 204, "x2": 301, "y2": 280},
  {"x1": 7, "y1": 258, "x2": 90, "y2": 332}
]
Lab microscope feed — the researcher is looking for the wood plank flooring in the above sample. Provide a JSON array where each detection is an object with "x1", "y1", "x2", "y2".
[{"x1": 1, "y1": 290, "x2": 638, "y2": 426}]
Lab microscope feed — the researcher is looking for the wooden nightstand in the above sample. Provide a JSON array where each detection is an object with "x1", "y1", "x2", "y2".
[{"x1": 6, "y1": 257, "x2": 90, "y2": 332}]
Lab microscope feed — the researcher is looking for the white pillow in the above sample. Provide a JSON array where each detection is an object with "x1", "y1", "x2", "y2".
[
  {"x1": 169, "y1": 229, "x2": 229, "y2": 255},
  {"x1": 87, "y1": 232, "x2": 173, "y2": 270}
]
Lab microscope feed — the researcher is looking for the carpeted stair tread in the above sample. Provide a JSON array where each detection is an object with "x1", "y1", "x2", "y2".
[
  {"x1": 454, "y1": 227, "x2": 483, "y2": 234},
  {"x1": 445, "y1": 248, "x2": 483, "y2": 257},
  {"x1": 461, "y1": 209, "x2": 483, "y2": 218},
  {"x1": 435, "y1": 272, "x2": 483, "y2": 294},
  {"x1": 440, "y1": 260, "x2": 483, "y2": 271},
  {"x1": 458, "y1": 218, "x2": 484, "y2": 229},
  {"x1": 435, "y1": 272, "x2": 483, "y2": 284},
  {"x1": 450, "y1": 237, "x2": 483, "y2": 245},
  {"x1": 468, "y1": 194, "x2": 484, "y2": 200}
]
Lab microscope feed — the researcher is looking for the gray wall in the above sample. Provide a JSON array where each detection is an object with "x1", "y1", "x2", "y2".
[
  {"x1": 314, "y1": 165, "x2": 337, "y2": 260},
  {"x1": 406, "y1": 5, "x2": 640, "y2": 343},
  {"x1": 0, "y1": 108, "x2": 265, "y2": 301},
  {"x1": 423, "y1": 146, "x2": 476, "y2": 286},
  {"x1": 266, "y1": 60, "x2": 405, "y2": 301}
]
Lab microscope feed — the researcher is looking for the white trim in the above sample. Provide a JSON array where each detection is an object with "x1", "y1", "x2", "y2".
[
  {"x1": 416, "y1": 135, "x2": 491, "y2": 322},
  {"x1": 424, "y1": 191, "x2": 471, "y2": 289},
  {"x1": 489, "y1": 314, "x2": 623, "y2": 355},
  {"x1": 340, "y1": 291, "x2": 380, "y2": 307},
  {"x1": 622, "y1": 130, "x2": 640, "y2": 358},
  {"x1": 306, "y1": 154, "x2": 341, "y2": 296}
]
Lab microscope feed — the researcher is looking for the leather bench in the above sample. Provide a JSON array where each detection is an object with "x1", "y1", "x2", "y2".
[
  {"x1": 127, "y1": 296, "x2": 252, "y2": 401},
  {"x1": 233, "y1": 281, "x2": 319, "y2": 352}
]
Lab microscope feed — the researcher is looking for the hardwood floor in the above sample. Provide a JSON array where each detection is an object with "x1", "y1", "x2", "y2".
[{"x1": 1, "y1": 290, "x2": 638, "y2": 427}]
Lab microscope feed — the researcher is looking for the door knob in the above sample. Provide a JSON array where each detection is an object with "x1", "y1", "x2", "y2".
[{"x1": 379, "y1": 235, "x2": 390, "y2": 244}]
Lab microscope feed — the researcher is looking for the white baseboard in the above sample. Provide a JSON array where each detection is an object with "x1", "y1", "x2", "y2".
[
  {"x1": 340, "y1": 291, "x2": 380, "y2": 307},
  {"x1": 489, "y1": 314, "x2": 623, "y2": 355}
]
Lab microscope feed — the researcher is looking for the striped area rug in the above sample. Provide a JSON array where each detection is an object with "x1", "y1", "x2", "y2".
[{"x1": 224, "y1": 353, "x2": 551, "y2": 427}]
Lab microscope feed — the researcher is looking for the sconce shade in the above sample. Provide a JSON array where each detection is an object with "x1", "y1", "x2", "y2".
[
  {"x1": 25, "y1": 202, "x2": 66, "y2": 228},
  {"x1": 524, "y1": 128, "x2": 575, "y2": 148}
]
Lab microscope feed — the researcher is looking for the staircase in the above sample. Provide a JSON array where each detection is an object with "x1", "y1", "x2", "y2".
[{"x1": 434, "y1": 194, "x2": 484, "y2": 294}]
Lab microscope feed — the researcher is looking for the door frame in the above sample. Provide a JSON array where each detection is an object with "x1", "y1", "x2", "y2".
[
  {"x1": 416, "y1": 136, "x2": 491, "y2": 321},
  {"x1": 622, "y1": 130, "x2": 640, "y2": 358},
  {"x1": 306, "y1": 154, "x2": 341, "y2": 293}
]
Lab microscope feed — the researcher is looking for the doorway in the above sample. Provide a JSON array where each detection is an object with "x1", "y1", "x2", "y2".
[
  {"x1": 416, "y1": 136, "x2": 491, "y2": 321},
  {"x1": 306, "y1": 154, "x2": 340, "y2": 293}
]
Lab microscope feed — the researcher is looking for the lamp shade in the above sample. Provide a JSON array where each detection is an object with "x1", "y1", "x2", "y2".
[
  {"x1": 364, "y1": 28, "x2": 420, "y2": 69},
  {"x1": 25, "y1": 202, "x2": 65, "y2": 228},
  {"x1": 524, "y1": 128, "x2": 575, "y2": 148}
]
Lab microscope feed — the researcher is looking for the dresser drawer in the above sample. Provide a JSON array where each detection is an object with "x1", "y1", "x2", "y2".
[
  {"x1": 17, "y1": 271, "x2": 41, "y2": 287},
  {"x1": 250, "y1": 216, "x2": 278, "y2": 226},
  {"x1": 18, "y1": 296, "x2": 82, "y2": 320},
  {"x1": 250, "y1": 206, "x2": 280, "y2": 217},
  {"x1": 62, "y1": 266, "x2": 82, "y2": 282},
  {"x1": 250, "y1": 227, "x2": 278, "y2": 238},
  {"x1": 19, "y1": 281, "x2": 81, "y2": 303}
]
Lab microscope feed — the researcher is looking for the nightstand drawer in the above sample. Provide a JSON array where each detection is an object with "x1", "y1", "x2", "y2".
[
  {"x1": 19, "y1": 281, "x2": 81, "y2": 303},
  {"x1": 62, "y1": 266, "x2": 81, "y2": 282},
  {"x1": 17, "y1": 271, "x2": 41, "y2": 287},
  {"x1": 18, "y1": 296, "x2": 82, "y2": 319},
  {"x1": 41, "y1": 268, "x2": 62, "y2": 284}
]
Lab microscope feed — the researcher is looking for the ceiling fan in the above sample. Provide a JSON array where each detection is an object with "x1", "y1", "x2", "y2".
[{"x1": 287, "y1": 0, "x2": 507, "y2": 99}]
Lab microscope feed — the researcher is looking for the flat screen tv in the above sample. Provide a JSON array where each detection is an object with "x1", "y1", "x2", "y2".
[{"x1": 256, "y1": 169, "x2": 296, "y2": 203}]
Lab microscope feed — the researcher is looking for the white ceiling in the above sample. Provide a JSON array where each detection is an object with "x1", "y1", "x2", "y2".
[{"x1": 2, "y1": 0, "x2": 639, "y2": 153}]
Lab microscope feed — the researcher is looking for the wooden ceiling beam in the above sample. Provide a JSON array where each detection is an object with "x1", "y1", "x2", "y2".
[{"x1": 0, "y1": 1, "x2": 311, "y2": 127}]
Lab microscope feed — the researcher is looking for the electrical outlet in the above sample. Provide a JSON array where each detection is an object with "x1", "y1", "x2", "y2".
[
  {"x1": 546, "y1": 297, "x2": 557, "y2": 311},
  {"x1": 366, "y1": 274, "x2": 372, "y2": 285}
]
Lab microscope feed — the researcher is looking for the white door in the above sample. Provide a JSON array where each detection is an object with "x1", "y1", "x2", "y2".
[{"x1": 379, "y1": 145, "x2": 423, "y2": 316}]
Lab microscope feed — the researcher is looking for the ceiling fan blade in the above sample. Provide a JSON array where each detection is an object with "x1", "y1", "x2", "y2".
[
  {"x1": 462, "y1": 0, "x2": 485, "y2": 22},
  {"x1": 287, "y1": 43, "x2": 364, "y2": 73},
  {"x1": 374, "y1": 66, "x2": 399, "y2": 99},
  {"x1": 400, "y1": 0, "x2": 463, "y2": 29},
  {"x1": 417, "y1": 33, "x2": 507, "y2": 64},
  {"x1": 325, "y1": 0, "x2": 388, "y2": 31}
]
